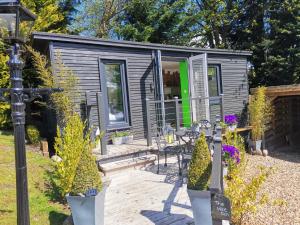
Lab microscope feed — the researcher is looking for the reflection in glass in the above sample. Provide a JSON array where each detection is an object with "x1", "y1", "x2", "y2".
[
  {"x1": 104, "y1": 64, "x2": 125, "y2": 123},
  {"x1": 0, "y1": 13, "x2": 16, "y2": 39},
  {"x1": 208, "y1": 66, "x2": 219, "y2": 97}
]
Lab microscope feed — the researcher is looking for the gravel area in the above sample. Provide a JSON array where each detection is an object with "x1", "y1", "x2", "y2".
[{"x1": 244, "y1": 146, "x2": 300, "y2": 225}]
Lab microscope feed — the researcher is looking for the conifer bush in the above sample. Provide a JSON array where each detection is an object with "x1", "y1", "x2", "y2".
[
  {"x1": 187, "y1": 132, "x2": 212, "y2": 190},
  {"x1": 70, "y1": 145, "x2": 102, "y2": 195},
  {"x1": 54, "y1": 114, "x2": 102, "y2": 197}
]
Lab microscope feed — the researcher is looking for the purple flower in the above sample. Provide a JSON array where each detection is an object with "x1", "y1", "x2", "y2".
[
  {"x1": 224, "y1": 114, "x2": 238, "y2": 125},
  {"x1": 222, "y1": 144, "x2": 240, "y2": 164}
]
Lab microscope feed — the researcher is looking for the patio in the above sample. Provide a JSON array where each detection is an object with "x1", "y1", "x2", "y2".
[{"x1": 104, "y1": 158, "x2": 194, "y2": 225}]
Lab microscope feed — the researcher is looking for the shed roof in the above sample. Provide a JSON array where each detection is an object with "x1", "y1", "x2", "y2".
[
  {"x1": 32, "y1": 32, "x2": 252, "y2": 56},
  {"x1": 251, "y1": 84, "x2": 300, "y2": 99}
]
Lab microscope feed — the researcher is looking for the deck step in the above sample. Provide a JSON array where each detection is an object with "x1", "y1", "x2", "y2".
[{"x1": 98, "y1": 154, "x2": 157, "y2": 176}]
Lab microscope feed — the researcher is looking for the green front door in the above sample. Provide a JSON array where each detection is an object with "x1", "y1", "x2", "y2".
[{"x1": 179, "y1": 60, "x2": 191, "y2": 127}]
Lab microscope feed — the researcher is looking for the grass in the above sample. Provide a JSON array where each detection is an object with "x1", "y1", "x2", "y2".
[{"x1": 0, "y1": 132, "x2": 69, "y2": 225}]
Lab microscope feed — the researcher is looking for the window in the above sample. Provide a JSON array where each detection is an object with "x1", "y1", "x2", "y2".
[
  {"x1": 100, "y1": 60, "x2": 129, "y2": 128},
  {"x1": 208, "y1": 65, "x2": 222, "y2": 97}
]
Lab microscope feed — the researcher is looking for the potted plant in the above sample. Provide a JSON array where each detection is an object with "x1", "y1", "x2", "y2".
[
  {"x1": 224, "y1": 114, "x2": 238, "y2": 131},
  {"x1": 187, "y1": 132, "x2": 212, "y2": 225},
  {"x1": 54, "y1": 114, "x2": 107, "y2": 225},
  {"x1": 222, "y1": 144, "x2": 240, "y2": 177},
  {"x1": 111, "y1": 131, "x2": 133, "y2": 145},
  {"x1": 249, "y1": 87, "x2": 272, "y2": 152},
  {"x1": 66, "y1": 146, "x2": 106, "y2": 225},
  {"x1": 123, "y1": 131, "x2": 134, "y2": 144}
]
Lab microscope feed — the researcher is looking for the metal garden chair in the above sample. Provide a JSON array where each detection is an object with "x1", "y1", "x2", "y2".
[{"x1": 155, "y1": 126, "x2": 184, "y2": 175}]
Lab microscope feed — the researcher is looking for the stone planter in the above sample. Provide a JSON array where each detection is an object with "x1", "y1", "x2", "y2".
[
  {"x1": 187, "y1": 189, "x2": 212, "y2": 225},
  {"x1": 223, "y1": 166, "x2": 228, "y2": 177},
  {"x1": 251, "y1": 139, "x2": 262, "y2": 151},
  {"x1": 228, "y1": 124, "x2": 237, "y2": 132},
  {"x1": 123, "y1": 135, "x2": 134, "y2": 144},
  {"x1": 112, "y1": 137, "x2": 123, "y2": 145},
  {"x1": 112, "y1": 135, "x2": 134, "y2": 144},
  {"x1": 66, "y1": 185, "x2": 107, "y2": 225}
]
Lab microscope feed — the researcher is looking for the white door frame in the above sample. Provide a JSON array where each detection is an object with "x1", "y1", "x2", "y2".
[{"x1": 188, "y1": 53, "x2": 210, "y2": 121}]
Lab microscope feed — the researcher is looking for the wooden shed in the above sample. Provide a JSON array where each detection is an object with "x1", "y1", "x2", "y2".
[
  {"x1": 32, "y1": 32, "x2": 251, "y2": 150},
  {"x1": 252, "y1": 85, "x2": 300, "y2": 150}
]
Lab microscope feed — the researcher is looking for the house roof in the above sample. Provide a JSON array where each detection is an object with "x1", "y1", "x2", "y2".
[
  {"x1": 251, "y1": 84, "x2": 300, "y2": 99},
  {"x1": 32, "y1": 32, "x2": 252, "y2": 56}
]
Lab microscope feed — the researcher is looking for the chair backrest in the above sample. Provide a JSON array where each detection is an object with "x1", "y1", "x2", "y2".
[{"x1": 199, "y1": 119, "x2": 212, "y2": 136}]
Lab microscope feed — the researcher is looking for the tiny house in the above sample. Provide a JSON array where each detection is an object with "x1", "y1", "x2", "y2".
[{"x1": 32, "y1": 32, "x2": 251, "y2": 143}]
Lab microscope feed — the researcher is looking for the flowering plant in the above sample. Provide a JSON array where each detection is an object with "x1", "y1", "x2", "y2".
[
  {"x1": 222, "y1": 144, "x2": 240, "y2": 164},
  {"x1": 224, "y1": 114, "x2": 238, "y2": 125}
]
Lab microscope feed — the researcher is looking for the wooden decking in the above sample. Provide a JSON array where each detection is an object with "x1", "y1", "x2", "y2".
[
  {"x1": 94, "y1": 139, "x2": 154, "y2": 160},
  {"x1": 104, "y1": 158, "x2": 194, "y2": 225}
]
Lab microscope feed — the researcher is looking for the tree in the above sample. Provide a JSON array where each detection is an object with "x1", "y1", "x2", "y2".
[
  {"x1": 253, "y1": 0, "x2": 300, "y2": 86},
  {"x1": 191, "y1": 0, "x2": 238, "y2": 48},
  {"x1": 0, "y1": 0, "x2": 72, "y2": 130},
  {"x1": 113, "y1": 0, "x2": 195, "y2": 45},
  {"x1": 69, "y1": 0, "x2": 125, "y2": 38},
  {"x1": 21, "y1": 0, "x2": 66, "y2": 33}
]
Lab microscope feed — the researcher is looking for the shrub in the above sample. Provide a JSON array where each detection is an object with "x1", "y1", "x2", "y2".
[
  {"x1": 70, "y1": 144, "x2": 102, "y2": 195},
  {"x1": 249, "y1": 87, "x2": 273, "y2": 140},
  {"x1": 187, "y1": 132, "x2": 211, "y2": 190},
  {"x1": 27, "y1": 46, "x2": 78, "y2": 125},
  {"x1": 224, "y1": 130, "x2": 271, "y2": 225},
  {"x1": 54, "y1": 114, "x2": 102, "y2": 197},
  {"x1": 223, "y1": 130, "x2": 246, "y2": 174},
  {"x1": 54, "y1": 114, "x2": 88, "y2": 197},
  {"x1": 26, "y1": 125, "x2": 40, "y2": 144},
  {"x1": 225, "y1": 165, "x2": 270, "y2": 225}
]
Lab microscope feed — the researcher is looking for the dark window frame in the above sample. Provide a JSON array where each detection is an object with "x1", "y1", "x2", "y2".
[
  {"x1": 207, "y1": 64, "x2": 223, "y2": 96},
  {"x1": 99, "y1": 59, "x2": 130, "y2": 129}
]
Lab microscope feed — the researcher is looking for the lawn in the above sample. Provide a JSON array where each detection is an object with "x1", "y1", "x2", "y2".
[{"x1": 0, "y1": 132, "x2": 69, "y2": 225}]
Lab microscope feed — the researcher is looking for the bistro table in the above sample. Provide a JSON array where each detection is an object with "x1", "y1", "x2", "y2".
[{"x1": 175, "y1": 125, "x2": 214, "y2": 173}]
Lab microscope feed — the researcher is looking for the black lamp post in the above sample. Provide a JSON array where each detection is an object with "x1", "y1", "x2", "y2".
[{"x1": 0, "y1": 1, "x2": 61, "y2": 225}]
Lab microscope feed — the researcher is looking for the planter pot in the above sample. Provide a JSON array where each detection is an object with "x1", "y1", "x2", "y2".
[
  {"x1": 66, "y1": 185, "x2": 107, "y2": 225},
  {"x1": 123, "y1": 135, "x2": 134, "y2": 144},
  {"x1": 112, "y1": 137, "x2": 123, "y2": 145},
  {"x1": 251, "y1": 139, "x2": 262, "y2": 151},
  {"x1": 228, "y1": 124, "x2": 237, "y2": 132},
  {"x1": 223, "y1": 166, "x2": 228, "y2": 177},
  {"x1": 187, "y1": 189, "x2": 212, "y2": 225}
]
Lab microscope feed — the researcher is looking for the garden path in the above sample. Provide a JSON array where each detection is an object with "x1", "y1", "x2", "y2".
[{"x1": 104, "y1": 158, "x2": 194, "y2": 225}]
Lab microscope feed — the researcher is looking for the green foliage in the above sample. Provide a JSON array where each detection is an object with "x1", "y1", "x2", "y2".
[
  {"x1": 21, "y1": 0, "x2": 66, "y2": 34},
  {"x1": 224, "y1": 130, "x2": 272, "y2": 224},
  {"x1": 111, "y1": 131, "x2": 130, "y2": 138},
  {"x1": 223, "y1": 130, "x2": 246, "y2": 174},
  {"x1": 0, "y1": 43, "x2": 11, "y2": 130},
  {"x1": 69, "y1": 0, "x2": 124, "y2": 38},
  {"x1": 27, "y1": 46, "x2": 78, "y2": 124},
  {"x1": 249, "y1": 87, "x2": 273, "y2": 140},
  {"x1": 70, "y1": 144, "x2": 102, "y2": 195},
  {"x1": 26, "y1": 125, "x2": 40, "y2": 144},
  {"x1": 113, "y1": 0, "x2": 194, "y2": 45},
  {"x1": 187, "y1": 132, "x2": 211, "y2": 190},
  {"x1": 54, "y1": 114, "x2": 87, "y2": 197},
  {"x1": 225, "y1": 164, "x2": 271, "y2": 225}
]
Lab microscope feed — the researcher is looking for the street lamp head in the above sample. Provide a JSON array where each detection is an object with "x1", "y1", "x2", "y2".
[{"x1": 0, "y1": 0, "x2": 36, "y2": 44}]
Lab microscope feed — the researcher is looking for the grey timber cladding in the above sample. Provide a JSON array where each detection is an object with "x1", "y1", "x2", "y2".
[
  {"x1": 207, "y1": 54, "x2": 248, "y2": 116},
  {"x1": 51, "y1": 42, "x2": 155, "y2": 139}
]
